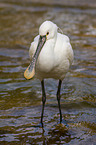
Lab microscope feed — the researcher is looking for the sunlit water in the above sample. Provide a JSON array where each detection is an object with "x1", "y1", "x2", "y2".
[{"x1": 0, "y1": 0, "x2": 96, "y2": 144}]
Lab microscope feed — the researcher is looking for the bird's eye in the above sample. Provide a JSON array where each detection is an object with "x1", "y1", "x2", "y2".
[{"x1": 47, "y1": 32, "x2": 49, "y2": 35}]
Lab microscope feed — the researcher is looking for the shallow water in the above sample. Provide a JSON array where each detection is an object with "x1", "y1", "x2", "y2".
[{"x1": 0, "y1": 0, "x2": 96, "y2": 144}]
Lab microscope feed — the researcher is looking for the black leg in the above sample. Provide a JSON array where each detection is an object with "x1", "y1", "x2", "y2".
[
  {"x1": 57, "y1": 80, "x2": 62, "y2": 123},
  {"x1": 40, "y1": 80, "x2": 46, "y2": 127}
]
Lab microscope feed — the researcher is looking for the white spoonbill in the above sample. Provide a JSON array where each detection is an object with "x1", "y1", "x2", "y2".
[{"x1": 24, "y1": 21, "x2": 74, "y2": 127}]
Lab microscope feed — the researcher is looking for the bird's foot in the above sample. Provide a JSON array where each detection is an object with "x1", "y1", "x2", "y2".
[
  {"x1": 60, "y1": 119, "x2": 69, "y2": 128},
  {"x1": 33, "y1": 123, "x2": 43, "y2": 128},
  {"x1": 37, "y1": 122, "x2": 44, "y2": 128}
]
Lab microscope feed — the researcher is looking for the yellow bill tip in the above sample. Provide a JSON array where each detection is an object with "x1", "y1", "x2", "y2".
[{"x1": 24, "y1": 67, "x2": 35, "y2": 80}]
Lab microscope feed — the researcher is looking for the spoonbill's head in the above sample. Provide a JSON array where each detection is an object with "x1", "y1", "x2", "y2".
[
  {"x1": 24, "y1": 21, "x2": 58, "y2": 79},
  {"x1": 39, "y1": 21, "x2": 58, "y2": 40}
]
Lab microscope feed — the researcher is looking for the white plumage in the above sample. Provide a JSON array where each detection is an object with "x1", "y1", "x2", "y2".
[
  {"x1": 29, "y1": 21, "x2": 74, "y2": 81},
  {"x1": 24, "y1": 20, "x2": 74, "y2": 127}
]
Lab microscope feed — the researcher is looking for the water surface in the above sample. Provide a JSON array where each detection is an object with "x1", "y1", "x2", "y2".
[{"x1": 0, "y1": 0, "x2": 96, "y2": 144}]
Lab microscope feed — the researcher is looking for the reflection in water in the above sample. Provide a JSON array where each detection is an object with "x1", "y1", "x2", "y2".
[
  {"x1": 46, "y1": 124, "x2": 71, "y2": 144},
  {"x1": 28, "y1": 124, "x2": 71, "y2": 144},
  {"x1": 0, "y1": 122, "x2": 72, "y2": 144},
  {"x1": 0, "y1": 0, "x2": 96, "y2": 144}
]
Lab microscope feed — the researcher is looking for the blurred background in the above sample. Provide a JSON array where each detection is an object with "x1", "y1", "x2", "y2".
[{"x1": 0, "y1": 0, "x2": 96, "y2": 144}]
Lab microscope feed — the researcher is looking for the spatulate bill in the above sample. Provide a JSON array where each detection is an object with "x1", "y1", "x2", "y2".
[{"x1": 24, "y1": 35, "x2": 46, "y2": 80}]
